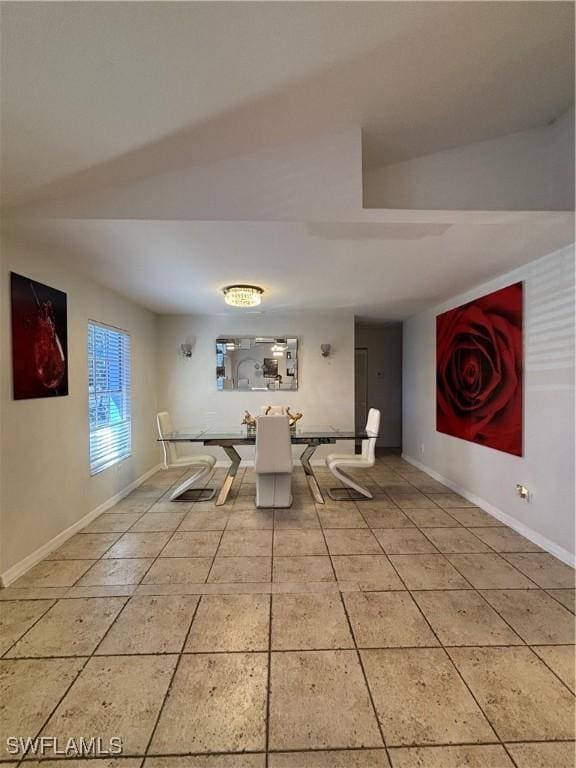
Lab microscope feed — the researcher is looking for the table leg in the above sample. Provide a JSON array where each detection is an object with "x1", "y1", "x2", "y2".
[
  {"x1": 216, "y1": 446, "x2": 242, "y2": 506},
  {"x1": 300, "y1": 444, "x2": 325, "y2": 504}
]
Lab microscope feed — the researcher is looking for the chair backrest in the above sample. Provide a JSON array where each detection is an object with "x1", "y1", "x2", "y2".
[
  {"x1": 255, "y1": 415, "x2": 293, "y2": 474},
  {"x1": 361, "y1": 408, "x2": 381, "y2": 464},
  {"x1": 157, "y1": 411, "x2": 179, "y2": 467}
]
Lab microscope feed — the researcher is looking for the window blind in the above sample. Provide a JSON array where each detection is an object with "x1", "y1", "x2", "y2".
[{"x1": 88, "y1": 322, "x2": 132, "y2": 475}]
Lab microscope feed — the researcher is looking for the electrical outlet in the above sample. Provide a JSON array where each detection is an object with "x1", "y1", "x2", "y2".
[
  {"x1": 420, "y1": 442, "x2": 425, "y2": 456},
  {"x1": 516, "y1": 484, "x2": 530, "y2": 501}
]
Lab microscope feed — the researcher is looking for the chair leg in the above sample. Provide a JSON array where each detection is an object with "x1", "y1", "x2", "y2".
[
  {"x1": 169, "y1": 465, "x2": 215, "y2": 502},
  {"x1": 327, "y1": 465, "x2": 373, "y2": 500}
]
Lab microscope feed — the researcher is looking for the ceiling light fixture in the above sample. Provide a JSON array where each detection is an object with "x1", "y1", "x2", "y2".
[{"x1": 223, "y1": 285, "x2": 264, "y2": 308}]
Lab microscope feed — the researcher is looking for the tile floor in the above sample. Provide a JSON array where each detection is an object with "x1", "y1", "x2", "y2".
[{"x1": 1, "y1": 456, "x2": 575, "y2": 768}]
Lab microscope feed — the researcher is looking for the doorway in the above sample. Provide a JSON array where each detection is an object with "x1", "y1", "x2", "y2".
[{"x1": 355, "y1": 347, "x2": 368, "y2": 434}]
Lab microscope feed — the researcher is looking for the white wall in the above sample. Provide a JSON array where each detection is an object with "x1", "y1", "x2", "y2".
[
  {"x1": 355, "y1": 323, "x2": 402, "y2": 447},
  {"x1": 403, "y1": 245, "x2": 575, "y2": 562},
  {"x1": 364, "y1": 108, "x2": 574, "y2": 211},
  {"x1": 157, "y1": 312, "x2": 355, "y2": 462},
  {"x1": 0, "y1": 237, "x2": 160, "y2": 579}
]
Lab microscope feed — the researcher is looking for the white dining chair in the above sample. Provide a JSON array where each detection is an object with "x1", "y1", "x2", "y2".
[
  {"x1": 325, "y1": 407, "x2": 381, "y2": 500},
  {"x1": 254, "y1": 415, "x2": 293, "y2": 508},
  {"x1": 157, "y1": 411, "x2": 217, "y2": 502}
]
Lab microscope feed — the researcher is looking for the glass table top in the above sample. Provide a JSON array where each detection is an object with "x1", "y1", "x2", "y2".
[{"x1": 158, "y1": 425, "x2": 363, "y2": 442}]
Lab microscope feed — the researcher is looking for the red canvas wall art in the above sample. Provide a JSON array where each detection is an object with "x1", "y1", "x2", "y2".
[
  {"x1": 11, "y1": 272, "x2": 68, "y2": 400},
  {"x1": 436, "y1": 282, "x2": 523, "y2": 456}
]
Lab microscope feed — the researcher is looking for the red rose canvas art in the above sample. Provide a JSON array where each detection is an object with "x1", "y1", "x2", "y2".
[
  {"x1": 11, "y1": 272, "x2": 68, "y2": 400},
  {"x1": 436, "y1": 282, "x2": 523, "y2": 456}
]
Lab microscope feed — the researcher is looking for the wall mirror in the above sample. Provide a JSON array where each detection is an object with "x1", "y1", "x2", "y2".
[{"x1": 216, "y1": 337, "x2": 298, "y2": 391}]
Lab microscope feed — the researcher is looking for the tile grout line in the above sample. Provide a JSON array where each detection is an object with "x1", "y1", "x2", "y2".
[
  {"x1": 141, "y1": 594, "x2": 203, "y2": 758},
  {"x1": 317, "y1": 515, "x2": 392, "y2": 762},
  {"x1": 378, "y1": 531, "x2": 523, "y2": 763}
]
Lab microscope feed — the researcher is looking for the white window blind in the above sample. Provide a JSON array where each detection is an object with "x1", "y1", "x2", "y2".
[{"x1": 88, "y1": 322, "x2": 132, "y2": 475}]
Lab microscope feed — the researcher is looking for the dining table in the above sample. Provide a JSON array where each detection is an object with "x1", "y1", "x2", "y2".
[{"x1": 158, "y1": 425, "x2": 362, "y2": 505}]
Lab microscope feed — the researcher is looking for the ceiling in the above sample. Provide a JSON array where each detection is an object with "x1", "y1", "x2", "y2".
[
  {"x1": 1, "y1": 2, "x2": 574, "y2": 322},
  {"x1": 1, "y1": 1, "x2": 573, "y2": 205},
  {"x1": 6, "y1": 213, "x2": 573, "y2": 321}
]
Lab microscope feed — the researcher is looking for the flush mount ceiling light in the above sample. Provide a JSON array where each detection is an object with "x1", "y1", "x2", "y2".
[{"x1": 223, "y1": 285, "x2": 264, "y2": 308}]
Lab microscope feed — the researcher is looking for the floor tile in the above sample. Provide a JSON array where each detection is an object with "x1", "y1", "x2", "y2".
[
  {"x1": 388, "y1": 745, "x2": 514, "y2": 768},
  {"x1": 445, "y1": 508, "x2": 504, "y2": 527},
  {"x1": 218, "y1": 530, "x2": 273, "y2": 556},
  {"x1": 143, "y1": 557, "x2": 213, "y2": 584},
  {"x1": 532, "y1": 645, "x2": 575, "y2": 692},
  {"x1": 547, "y1": 588, "x2": 576, "y2": 613},
  {"x1": 316, "y1": 499, "x2": 359, "y2": 513},
  {"x1": 178, "y1": 510, "x2": 230, "y2": 530},
  {"x1": 43, "y1": 655, "x2": 176, "y2": 754},
  {"x1": 324, "y1": 529, "x2": 383, "y2": 555},
  {"x1": 185, "y1": 594, "x2": 270, "y2": 652},
  {"x1": 0, "y1": 600, "x2": 55, "y2": 655},
  {"x1": 344, "y1": 591, "x2": 438, "y2": 648},
  {"x1": 96, "y1": 595, "x2": 199, "y2": 654},
  {"x1": 26, "y1": 760, "x2": 143, "y2": 768},
  {"x1": 208, "y1": 556, "x2": 271, "y2": 583},
  {"x1": 317, "y1": 507, "x2": 368, "y2": 528},
  {"x1": 332, "y1": 555, "x2": 404, "y2": 590},
  {"x1": 269, "y1": 750, "x2": 390, "y2": 767},
  {"x1": 273, "y1": 530, "x2": 327, "y2": 556},
  {"x1": 361, "y1": 647, "x2": 494, "y2": 746},
  {"x1": 413, "y1": 590, "x2": 522, "y2": 646},
  {"x1": 421, "y1": 527, "x2": 492, "y2": 553},
  {"x1": 273, "y1": 556, "x2": 334, "y2": 583},
  {"x1": 78, "y1": 558, "x2": 154, "y2": 586},
  {"x1": 103, "y1": 532, "x2": 172, "y2": 559},
  {"x1": 503, "y1": 553, "x2": 575, "y2": 588},
  {"x1": 146, "y1": 757, "x2": 265, "y2": 768},
  {"x1": 390, "y1": 494, "x2": 439, "y2": 509},
  {"x1": 13, "y1": 560, "x2": 95, "y2": 588},
  {"x1": 83, "y1": 513, "x2": 144, "y2": 533},
  {"x1": 373, "y1": 529, "x2": 438, "y2": 554},
  {"x1": 109, "y1": 497, "x2": 156, "y2": 514},
  {"x1": 446, "y1": 554, "x2": 537, "y2": 589},
  {"x1": 272, "y1": 594, "x2": 353, "y2": 650},
  {"x1": 404, "y1": 509, "x2": 460, "y2": 527},
  {"x1": 269, "y1": 650, "x2": 382, "y2": 750},
  {"x1": 0, "y1": 658, "x2": 85, "y2": 758},
  {"x1": 150, "y1": 653, "x2": 268, "y2": 753},
  {"x1": 360, "y1": 508, "x2": 415, "y2": 529},
  {"x1": 469, "y1": 527, "x2": 542, "y2": 552},
  {"x1": 226, "y1": 509, "x2": 274, "y2": 529},
  {"x1": 48, "y1": 533, "x2": 121, "y2": 560},
  {"x1": 358, "y1": 497, "x2": 402, "y2": 510},
  {"x1": 160, "y1": 531, "x2": 221, "y2": 557},
  {"x1": 273, "y1": 509, "x2": 321, "y2": 529},
  {"x1": 389, "y1": 555, "x2": 470, "y2": 590},
  {"x1": 506, "y1": 742, "x2": 576, "y2": 768},
  {"x1": 480, "y1": 589, "x2": 575, "y2": 644},
  {"x1": 448, "y1": 646, "x2": 576, "y2": 740},
  {"x1": 5, "y1": 597, "x2": 126, "y2": 657},
  {"x1": 129, "y1": 513, "x2": 185, "y2": 532},
  {"x1": 429, "y1": 493, "x2": 475, "y2": 508}
]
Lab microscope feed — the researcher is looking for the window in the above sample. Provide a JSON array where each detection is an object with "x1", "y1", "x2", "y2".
[{"x1": 88, "y1": 322, "x2": 131, "y2": 474}]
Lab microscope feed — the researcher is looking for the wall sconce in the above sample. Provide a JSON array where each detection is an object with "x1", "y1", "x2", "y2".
[
  {"x1": 180, "y1": 342, "x2": 193, "y2": 358},
  {"x1": 321, "y1": 344, "x2": 332, "y2": 358}
]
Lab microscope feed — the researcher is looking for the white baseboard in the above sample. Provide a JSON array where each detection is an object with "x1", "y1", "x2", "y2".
[
  {"x1": 402, "y1": 453, "x2": 575, "y2": 567},
  {"x1": 0, "y1": 463, "x2": 163, "y2": 588}
]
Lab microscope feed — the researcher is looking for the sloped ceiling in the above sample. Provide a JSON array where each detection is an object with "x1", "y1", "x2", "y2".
[{"x1": 1, "y1": 1, "x2": 574, "y2": 320}]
